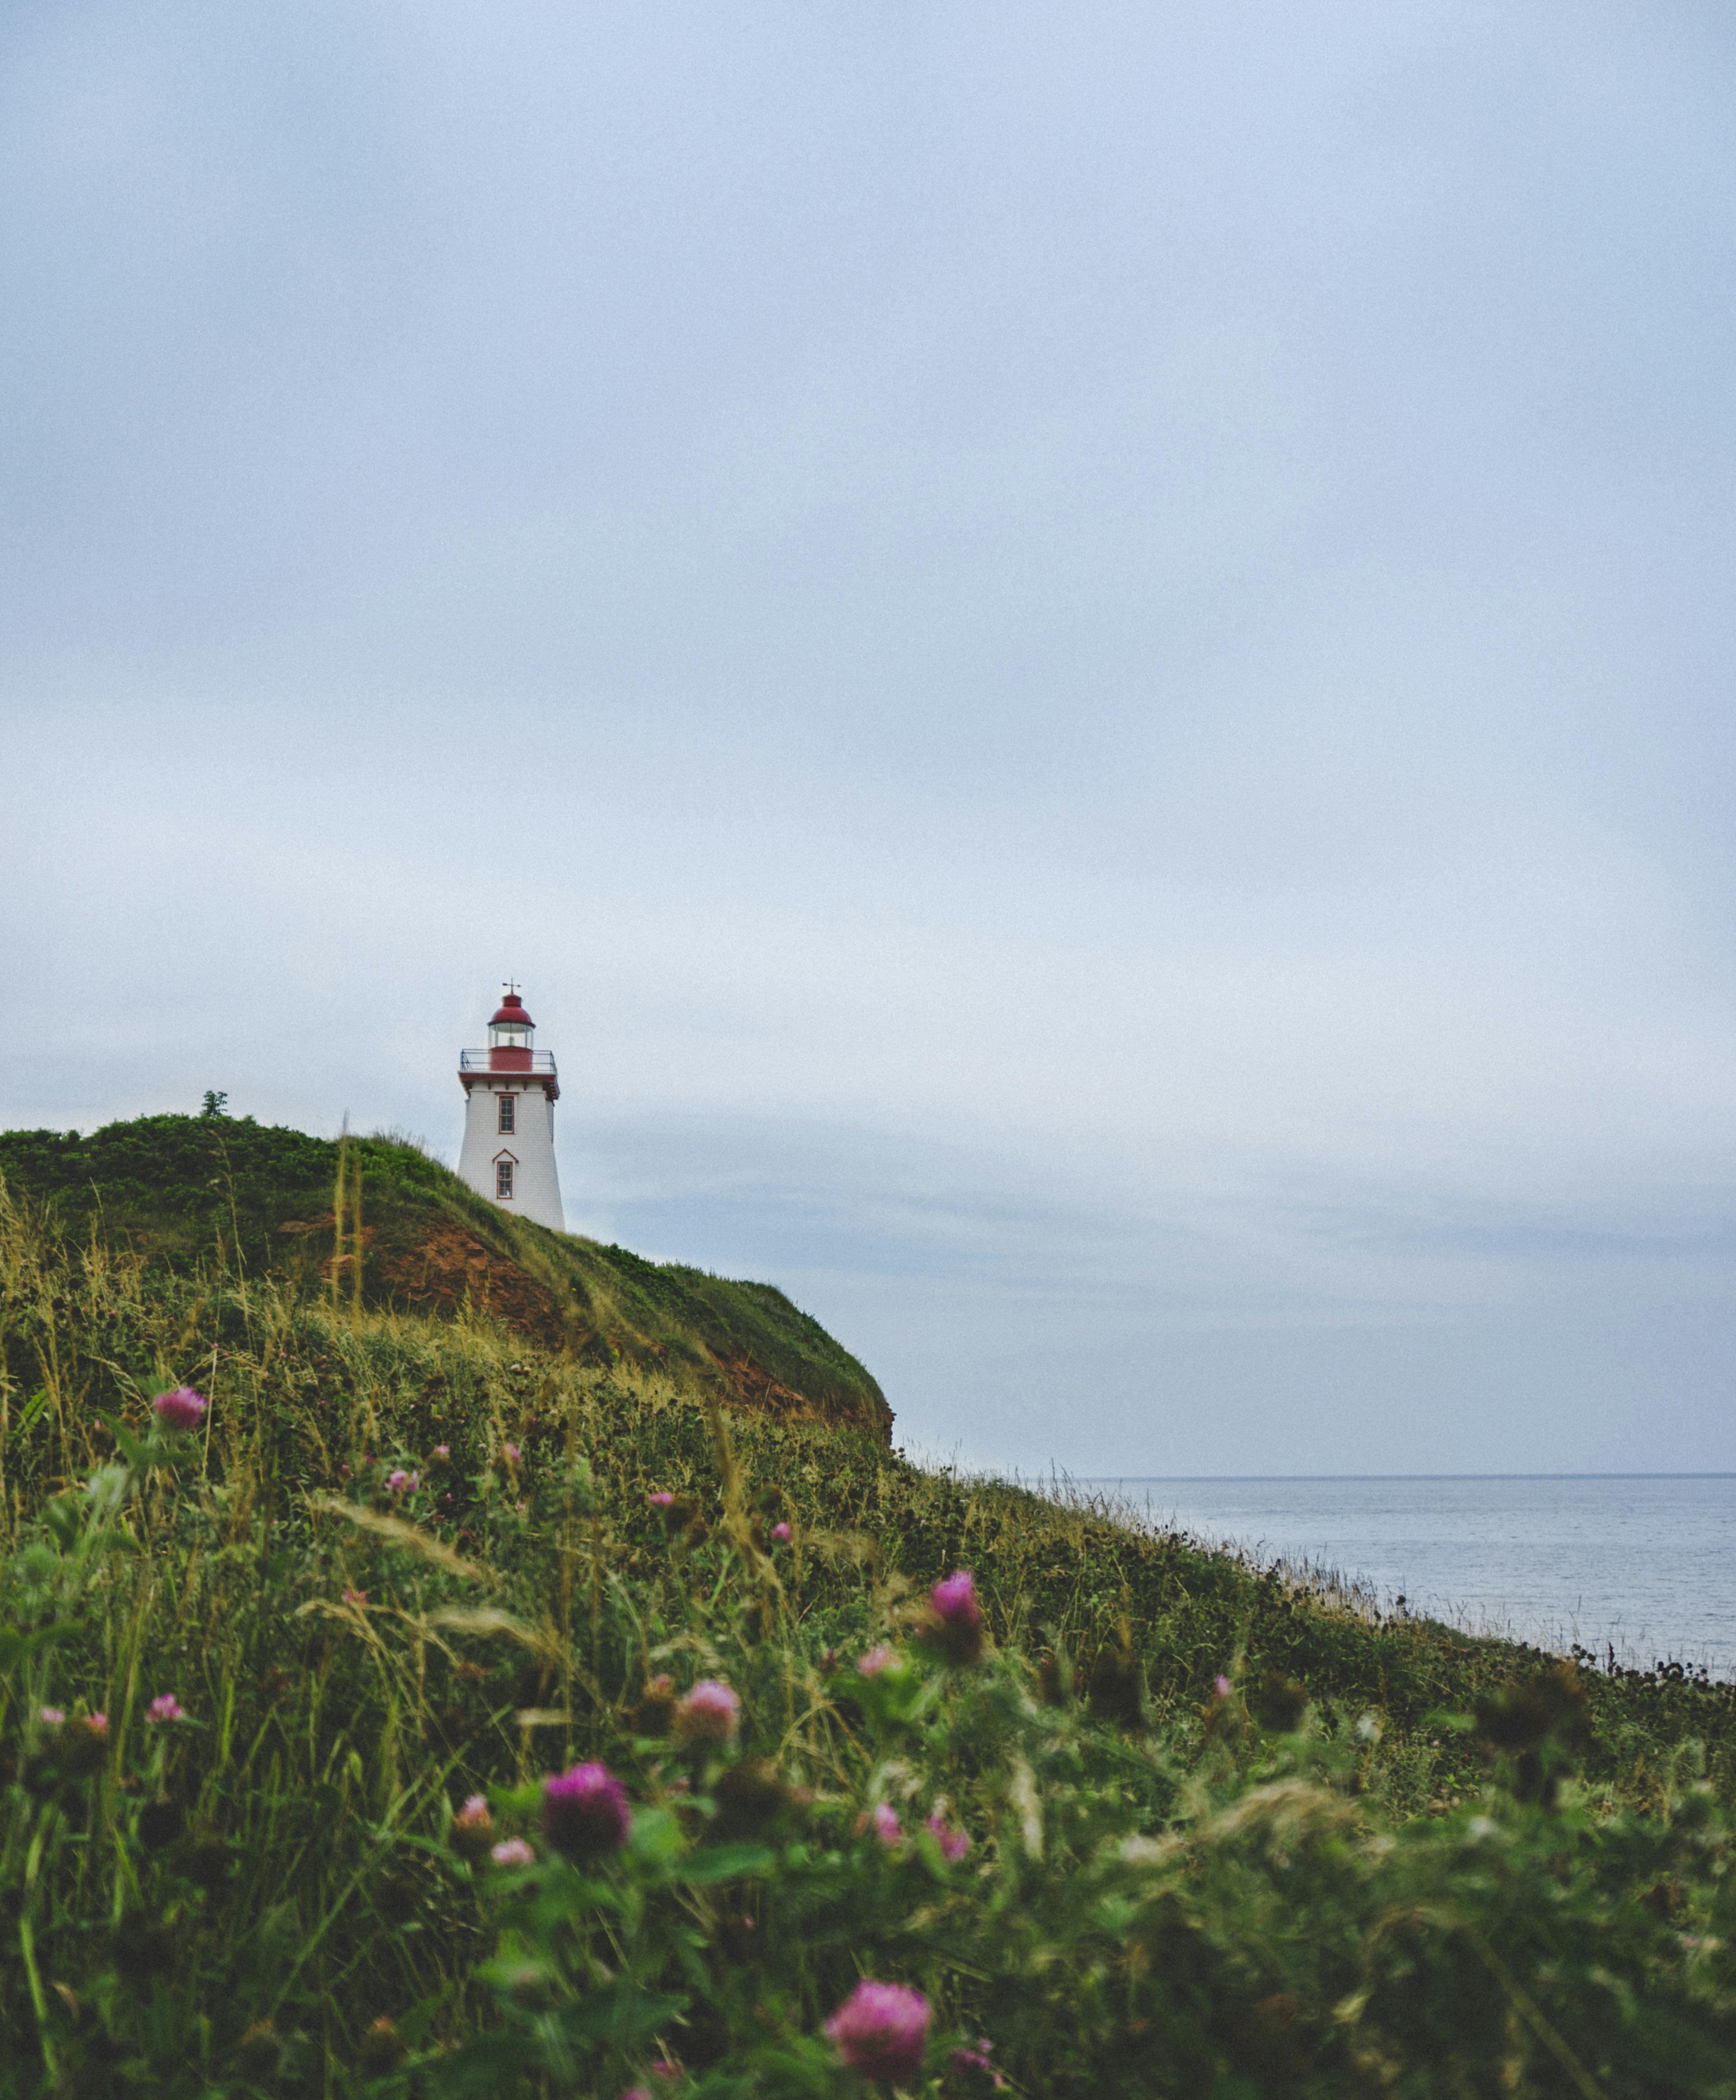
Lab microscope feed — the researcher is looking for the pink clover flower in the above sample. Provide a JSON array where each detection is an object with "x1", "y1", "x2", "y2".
[
  {"x1": 824, "y1": 1980, "x2": 931, "y2": 2084},
  {"x1": 673, "y1": 1678, "x2": 739, "y2": 1748},
  {"x1": 152, "y1": 1387, "x2": 208, "y2": 1433},
  {"x1": 542, "y1": 1762, "x2": 631, "y2": 1863},
  {"x1": 926, "y1": 1809, "x2": 970, "y2": 1863},
  {"x1": 865, "y1": 1802, "x2": 901, "y2": 1847}
]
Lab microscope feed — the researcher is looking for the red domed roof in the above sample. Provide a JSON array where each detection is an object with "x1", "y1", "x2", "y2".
[{"x1": 489, "y1": 992, "x2": 534, "y2": 1028}]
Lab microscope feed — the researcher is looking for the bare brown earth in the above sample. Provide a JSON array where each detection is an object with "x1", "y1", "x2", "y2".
[
  {"x1": 706, "y1": 1349, "x2": 866, "y2": 1429},
  {"x1": 378, "y1": 1218, "x2": 571, "y2": 1345},
  {"x1": 282, "y1": 1213, "x2": 571, "y2": 1347}
]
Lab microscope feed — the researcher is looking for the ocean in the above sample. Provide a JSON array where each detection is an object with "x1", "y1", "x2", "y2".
[{"x1": 1077, "y1": 1474, "x2": 1736, "y2": 1677}]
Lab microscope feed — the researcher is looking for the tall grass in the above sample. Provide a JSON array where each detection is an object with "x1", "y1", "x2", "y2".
[{"x1": 6, "y1": 1187, "x2": 1736, "y2": 2092}]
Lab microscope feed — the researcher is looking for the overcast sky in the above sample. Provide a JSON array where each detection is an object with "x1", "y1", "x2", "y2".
[{"x1": 5, "y1": 1, "x2": 1736, "y2": 1476}]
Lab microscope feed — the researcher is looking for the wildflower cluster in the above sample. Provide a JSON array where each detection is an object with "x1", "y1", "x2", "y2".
[{"x1": 10, "y1": 1270, "x2": 1736, "y2": 2099}]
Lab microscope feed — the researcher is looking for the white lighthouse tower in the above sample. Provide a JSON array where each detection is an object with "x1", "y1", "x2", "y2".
[{"x1": 457, "y1": 985, "x2": 566, "y2": 1232}]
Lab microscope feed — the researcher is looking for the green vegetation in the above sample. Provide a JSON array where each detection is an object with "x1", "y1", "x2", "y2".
[
  {"x1": 3, "y1": 1137, "x2": 1736, "y2": 2095},
  {"x1": 0, "y1": 1116, "x2": 889, "y2": 1436}
]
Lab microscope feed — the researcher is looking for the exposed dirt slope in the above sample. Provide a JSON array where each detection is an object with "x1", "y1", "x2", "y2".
[{"x1": 0, "y1": 1114, "x2": 892, "y2": 1440}]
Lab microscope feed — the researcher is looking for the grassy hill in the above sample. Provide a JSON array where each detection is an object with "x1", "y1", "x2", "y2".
[
  {"x1": 4, "y1": 1132, "x2": 1736, "y2": 2094},
  {"x1": 0, "y1": 1114, "x2": 891, "y2": 1439}
]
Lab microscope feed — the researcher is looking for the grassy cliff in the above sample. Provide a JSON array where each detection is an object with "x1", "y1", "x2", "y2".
[
  {"x1": 0, "y1": 1114, "x2": 891, "y2": 1438},
  {"x1": 4, "y1": 1137, "x2": 1736, "y2": 2094}
]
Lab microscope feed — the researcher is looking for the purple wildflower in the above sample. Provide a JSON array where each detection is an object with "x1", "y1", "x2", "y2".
[
  {"x1": 542, "y1": 1762, "x2": 631, "y2": 1864},
  {"x1": 673, "y1": 1679, "x2": 739, "y2": 1749},
  {"x1": 40, "y1": 1707, "x2": 64, "y2": 1726},
  {"x1": 490, "y1": 1837, "x2": 536, "y2": 1867},
  {"x1": 857, "y1": 1645, "x2": 898, "y2": 1677},
  {"x1": 771, "y1": 1520, "x2": 792, "y2": 1542},
  {"x1": 433, "y1": 1444, "x2": 450, "y2": 1460},
  {"x1": 457, "y1": 1793, "x2": 491, "y2": 1829},
  {"x1": 503, "y1": 1442, "x2": 520, "y2": 1464},
  {"x1": 951, "y1": 2040, "x2": 1007, "y2": 2087},
  {"x1": 926, "y1": 1809, "x2": 970, "y2": 1863},
  {"x1": 648, "y1": 1491, "x2": 674, "y2": 1508},
  {"x1": 824, "y1": 1980, "x2": 932, "y2": 2084},
  {"x1": 861, "y1": 1802, "x2": 901, "y2": 1848},
  {"x1": 152, "y1": 1387, "x2": 208, "y2": 1433},
  {"x1": 922, "y1": 1569, "x2": 985, "y2": 1666},
  {"x1": 451, "y1": 1793, "x2": 495, "y2": 1857},
  {"x1": 1214, "y1": 1674, "x2": 1233, "y2": 1699},
  {"x1": 385, "y1": 1468, "x2": 418, "y2": 1492},
  {"x1": 144, "y1": 1694, "x2": 186, "y2": 1725}
]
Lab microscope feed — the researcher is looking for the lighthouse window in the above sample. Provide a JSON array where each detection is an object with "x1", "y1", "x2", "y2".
[
  {"x1": 498, "y1": 1094, "x2": 516, "y2": 1134},
  {"x1": 496, "y1": 1158, "x2": 515, "y2": 1200}
]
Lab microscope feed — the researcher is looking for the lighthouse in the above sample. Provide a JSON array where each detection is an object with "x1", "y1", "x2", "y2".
[{"x1": 457, "y1": 985, "x2": 566, "y2": 1231}]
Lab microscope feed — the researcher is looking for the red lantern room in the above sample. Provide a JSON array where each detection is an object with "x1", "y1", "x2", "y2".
[
  {"x1": 458, "y1": 984, "x2": 559, "y2": 1100},
  {"x1": 487, "y1": 992, "x2": 534, "y2": 1070}
]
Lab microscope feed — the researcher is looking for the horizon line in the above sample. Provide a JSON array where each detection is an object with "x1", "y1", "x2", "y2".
[{"x1": 1055, "y1": 1471, "x2": 1736, "y2": 1484}]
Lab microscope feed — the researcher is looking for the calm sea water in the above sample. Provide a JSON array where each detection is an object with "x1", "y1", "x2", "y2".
[{"x1": 1079, "y1": 1476, "x2": 1736, "y2": 1677}]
